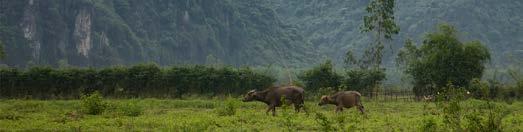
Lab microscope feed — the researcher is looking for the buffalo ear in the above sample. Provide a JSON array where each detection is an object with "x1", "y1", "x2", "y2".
[
  {"x1": 320, "y1": 95, "x2": 327, "y2": 100},
  {"x1": 322, "y1": 95, "x2": 332, "y2": 101},
  {"x1": 247, "y1": 89, "x2": 256, "y2": 95}
]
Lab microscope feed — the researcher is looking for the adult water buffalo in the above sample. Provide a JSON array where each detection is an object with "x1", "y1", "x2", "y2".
[
  {"x1": 242, "y1": 86, "x2": 305, "y2": 116},
  {"x1": 318, "y1": 91, "x2": 365, "y2": 114}
]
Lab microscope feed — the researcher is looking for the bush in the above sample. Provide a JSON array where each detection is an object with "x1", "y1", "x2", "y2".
[
  {"x1": 464, "y1": 101, "x2": 509, "y2": 132},
  {"x1": 0, "y1": 65, "x2": 276, "y2": 99},
  {"x1": 397, "y1": 24, "x2": 490, "y2": 96},
  {"x1": 280, "y1": 100, "x2": 296, "y2": 131},
  {"x1": 5, "y1": 101, "x2": 44, "y2": 113},
  {"x1": 117, "y1": 100, "x2": 143, "y2": 117},
  {"x1": 468, "y1": 78, "x2": 490, "y2": 99},
  {"x1": 518, "y1": 80, "x2": 523, "y2": 97},
  {"x1": 80, "y1": 91, "x2": 108, "y2": 115},
  {"x1": 0, "y1": 110, "x2": 22, "y2": 120},
  {"x1": 436, "y1": 84, "x2": 466, "y2": 131},
  {"x1": 435, "y1": 83, "x2": 511, "y2": 131},
  {"x1": 420, "y1": 116, "x2": 438, "y2": 132},
  {"x1": 314, "y1": 112, "x2": 335, "y2": 131},
  {"x1": 298, "y1": 60, "x2": 342, "y2": 92},
  {"x1": 216, "y1": 98, "x2": 239, "y2": 116},
  {"x1": 343, "y1": 68, "x2": 385, "y2": 95}
]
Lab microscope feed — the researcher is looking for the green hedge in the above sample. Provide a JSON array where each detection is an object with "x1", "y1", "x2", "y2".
[{"x1": 0, "y1": 64, "x2": 275, "y2": 99}]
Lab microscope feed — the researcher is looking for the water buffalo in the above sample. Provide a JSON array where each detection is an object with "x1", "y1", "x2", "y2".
[
  {"x1": 318, "y1": 91, "x2": 365, "y2": 114},
  {"x1": 242, "y1": 86, "x2": 305, "y2": 116}
]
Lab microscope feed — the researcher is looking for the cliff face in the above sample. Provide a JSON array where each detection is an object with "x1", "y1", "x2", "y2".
[
  {"x1": 73, "y1": 9, "x2": 92, "y2": 58},
  {"x1": 20, "y1": 0, "x2": 39, "y2": 60},
  {"x1": 3, "y1": 0, "x2": 520, "y2": 68},
  {"x1": 0, "y1": 0, "x2": 318, "y2": 67}
]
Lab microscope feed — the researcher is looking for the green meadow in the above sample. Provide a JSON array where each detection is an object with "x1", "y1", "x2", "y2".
[{"x1": 0, "y1": 98, "x2": 521, "y2": 131}]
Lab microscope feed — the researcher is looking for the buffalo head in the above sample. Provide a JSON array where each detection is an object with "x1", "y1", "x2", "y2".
[
  {"x1": 242, "y1": 90, "x2": 257, "y2": 102},
  {"x1": 318, "y1": 95, "x2": 330, "y2": 106}
]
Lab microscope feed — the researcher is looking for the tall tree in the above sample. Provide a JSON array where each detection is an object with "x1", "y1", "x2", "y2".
[
  {"x1": 0, "y1": 40, "x2": 5, "y2": 59},
  {"x1": 341, "y1": 0, "x2": 399, "y2": 94},
  {"x1": 359, "y1": 0, "x2": 399, "y2": 68}
]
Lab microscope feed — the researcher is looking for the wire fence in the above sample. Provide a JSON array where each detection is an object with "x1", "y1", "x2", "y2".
[{"x1": 361, "y1": 89, "x2": 416, "y2": 102}]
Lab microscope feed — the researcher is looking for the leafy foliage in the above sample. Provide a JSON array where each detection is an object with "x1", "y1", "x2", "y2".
[
  {"x1": 420, "y1": 116, "x2": 439, "y2": 132},
  {"x1": 314, "y1": 112, "x2": 335, "y2": 131},
  {"x1": 397, "y1": 24, "x2": 491, "y2": 96},
  {"x1": 80, "y1": 91, "x2": 108, "y2": 115},
  {"x1": 343, "y1": 68, "x2": 385, "y2": 94},
  {"x1": 362, "y1": 0, "x2": 400, "y2": 40},
  {"x1": 433, "y1": 84, "x2": 511, "y2": 132},
  {"x1": 116, "y1": 100, "x2": 143, "y2": 117},
  {"x1": 0, "y1": 64, "x2": 275, "y2": 99},
  {"x1": 0, "y1": 40, "x2": 5, "y2": 59},
  {"x1": 468, "y1": 78, "x2": 491, "y2": 99},
  {"x1": 274, "y1": 0, "x2": 523, "y2": 66},
  {"x1": 360, "y1": 0, "x2": 399, "y2": 68},
  {"x1": 298, "y1": 60, "x2": 342, "y2": 92},
  {"x1": 0, "y1": 99, "x2": 521, "y2": 131},
  {"x1": 216, "y1": 98, "x2": 239, "y2": 116}
]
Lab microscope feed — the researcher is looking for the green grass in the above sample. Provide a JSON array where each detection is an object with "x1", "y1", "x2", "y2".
[{"x1": 0, "y1": 99, "x2": 522, "y2": 131}]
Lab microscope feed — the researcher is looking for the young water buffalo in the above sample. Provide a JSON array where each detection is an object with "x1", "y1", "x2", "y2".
[
  {"x1": 242, "y1": 86, "x2": 305, "y2": 116},
  {"x1": 318, "y1": 91, "x2": 365, "y2": 114}
]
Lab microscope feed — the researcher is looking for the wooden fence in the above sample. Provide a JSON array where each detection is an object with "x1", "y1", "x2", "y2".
[{"x1": 361, "y1": 89, "x2": 416, "y2": 102}]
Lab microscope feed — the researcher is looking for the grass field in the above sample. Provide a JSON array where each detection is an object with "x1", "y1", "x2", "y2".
[{"x1": 0, "y1": 98, "x2": 522, "y2": 131}]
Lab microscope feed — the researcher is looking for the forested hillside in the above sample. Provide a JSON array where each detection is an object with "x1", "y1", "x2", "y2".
[
  {"x1": 273, "y1": 0, "x2": 523, "y2": 66},
  {"x1": 0, "y1": 0, "x2": 319, "y2": 67},
  {"x1": 1, "y1": 0, "x2": 522, "y2": 68}
]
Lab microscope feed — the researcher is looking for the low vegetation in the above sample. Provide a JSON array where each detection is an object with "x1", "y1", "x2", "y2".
[
  {"x1": 0, "y1": 64, "x2": 275, "y2": 99},
  {"x1": 0, "y1": 98, "x2": 521, "y2": 131}
]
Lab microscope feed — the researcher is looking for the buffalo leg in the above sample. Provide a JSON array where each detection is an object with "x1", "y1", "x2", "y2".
[
  {"x1": 301, "y1": 104, "x2": 307, "y2": 113},
  {"x1": 266, "y1": 105, "x2": 274, "y2": 115},
  {"x1": 272, "y1": 106, "x2": 277, "y2": 116},
  {"x1": 294, "y1": 103, "x2": 301, "y2": 112},
  {"x1": 358, "y1": 105, "x2": 365, "y2": 114},
  {"x1": 335, "y1": 106, "x2": 344, "y2": 113}
]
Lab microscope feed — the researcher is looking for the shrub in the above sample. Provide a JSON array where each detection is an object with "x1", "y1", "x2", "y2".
[
  {"x1": 0, "y1": 110, "x2": 22, "y2": 120},
  {"x1": 298, "y1": 60, "x2": 342, "y2": 92},
  {"x1": 216, "y1": 98, "x2": 238, "y2": 116},
  {"x1": 309, "y1": 86, "x2": 341, "y2": 100},
  {"x1": 468, "y1": 78, "x2": 490, "y2": 99},
  {"x1": 314, "y1": 112, "x2": 335, "y2": 131},
  {"x1": 343, "y1": 68, "x2": 386, "y2": 94},
  {"x1": 397, "y1": 24, "x2": 490, "y2": 96},
  {"x1": 464, "y1": 101, "x2": 509, "y2": 132},
  {"x1": 436, "y1": 83, "x2": 466, "y2": 131},
  {"x1": 334, "y1": 114, "x2": 347, "y2": 130},
  {"x1": 80, "y1": 91, "x2": 108, "y2": 115},
  {"x1": 6, "y1": 101, "x2": 44, "y2": 113},
  {"x1": 279, "y1": 97, "x2": 297, "y2": 131},
  {"x1": 436, "y1": 83, "x2": 511, "y2": 132},
  {"x1": 0, "y1": 65, "x2": 276, "y2": 99},
  {"x1": 345, "y1": 112, "x2": 364, "y2": 131},
  {"x1": 420, "y1": 116, "x2": 438, "y2": 132},
  {"x1": 117, "y1": 100, "x2": 143, "y2": 117}
]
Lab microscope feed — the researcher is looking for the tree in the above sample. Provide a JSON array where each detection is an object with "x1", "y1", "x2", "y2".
[
  {"x1": 298, "y1": 60, "x2": 342, "y2": 92},
  {"x1": 338, "y1": 0, "x2": 399, "y2": 94},
  {"x1": 397, "y1": 24, "x2": 491, "y2": 96},
  {"x1": 360, "y1": 0, "x2": 400, "y2": 68},
  {"x1": 0, "y1": 40, "x2": 5, "y2": 59},
  {"x1": 343, "y1": 68, "x2": 385, "y2": 95}
]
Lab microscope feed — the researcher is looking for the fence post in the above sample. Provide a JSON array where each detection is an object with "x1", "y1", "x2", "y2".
[{"x1": 394, "y1": 93, "x2": 398, "y2": 101}]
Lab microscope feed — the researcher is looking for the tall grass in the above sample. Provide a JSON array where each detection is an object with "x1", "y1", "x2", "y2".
[{"x1": 0, "y1": 99, "x2": 520, "y2": 131}]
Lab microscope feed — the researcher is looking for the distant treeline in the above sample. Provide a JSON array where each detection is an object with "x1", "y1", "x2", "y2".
[{"x1": 0, "y1": 64, "x2": 275, "y2": 99}]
